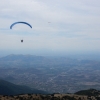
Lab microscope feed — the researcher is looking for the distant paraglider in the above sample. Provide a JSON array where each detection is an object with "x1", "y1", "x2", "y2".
[{"x1": 10, "y1": 21, "x2": 32, "y2": 43}]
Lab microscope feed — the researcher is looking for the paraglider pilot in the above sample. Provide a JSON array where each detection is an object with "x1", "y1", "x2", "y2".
[
  {"x1": 21, "y1": 40, "x2": 23, "y2": 42},
  {"x1": 10, "y1": 21, "x2": 32, "y2": 43}
]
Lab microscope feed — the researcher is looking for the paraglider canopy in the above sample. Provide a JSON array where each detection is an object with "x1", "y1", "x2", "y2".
[{"x1": 10, "y1": 21, "x2": 32, "y2": 29}]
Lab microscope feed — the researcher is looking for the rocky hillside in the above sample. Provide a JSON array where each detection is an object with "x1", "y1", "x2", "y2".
[{"x1": 0, "y1": 89, "x2": 100, "y2": 100}]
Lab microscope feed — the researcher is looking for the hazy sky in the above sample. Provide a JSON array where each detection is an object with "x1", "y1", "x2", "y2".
[{"x1": 0, "y1": 0, "x2": 100, "y2": 56}]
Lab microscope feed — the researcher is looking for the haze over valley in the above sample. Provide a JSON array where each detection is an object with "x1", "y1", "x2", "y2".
[{"x1": 0, "y1": 54, "x2": 100, "y2": 93}]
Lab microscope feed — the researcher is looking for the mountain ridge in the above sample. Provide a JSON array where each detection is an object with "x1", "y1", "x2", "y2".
[{"x1": 0, "y1": 79, "x2": 47, "y2": 95}]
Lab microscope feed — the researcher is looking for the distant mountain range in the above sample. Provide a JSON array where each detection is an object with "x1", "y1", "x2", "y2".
[
  {"x1": 0, "y1": 54, "x2": 75, "y2": 68},
  {"x1": 0, "y1": 54, "x2": 44, "y2": 61},
  {"x1": 0, "y1": 54, "x2": 49, "y2": 68},
  {"x1": 0, "y1": 79, "x2": 47, "y2": 95}
]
